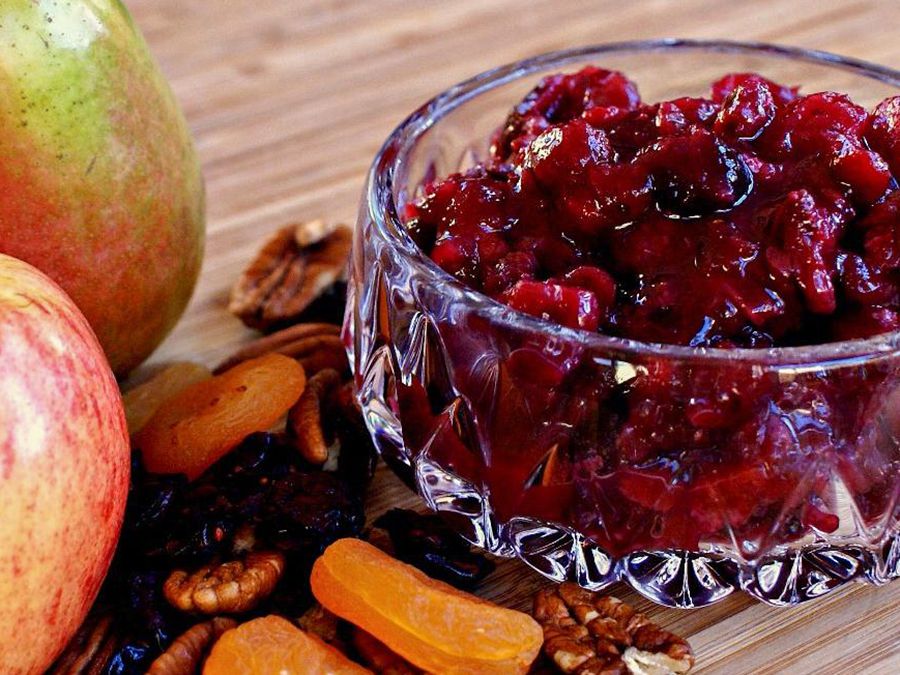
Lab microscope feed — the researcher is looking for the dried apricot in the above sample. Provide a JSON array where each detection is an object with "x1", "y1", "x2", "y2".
[
  {"x1": 311, "y1": 538, "x2": 543, "y2": 675},
  {"x1": 123, "y1": 361, "x2": 212, "y2": 436},
  {"x1": 203, "y1": 615, "x2": 370, "y2": 675},
  {"x1": 134, "y1": 354, "x2": 306, "y2": 479}
]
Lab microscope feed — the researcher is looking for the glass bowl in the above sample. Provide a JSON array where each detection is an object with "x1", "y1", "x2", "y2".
[{"x1": 344, "y1": 39, "x2": 900, "y2": 607}]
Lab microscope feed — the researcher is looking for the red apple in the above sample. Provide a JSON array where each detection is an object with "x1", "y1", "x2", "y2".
[
  {"x1": 0, "y1": 0, "x2": 205, "y2": 376},
  {"x1": 0, "y1": 254, "x2": 130, "y2": 675}
]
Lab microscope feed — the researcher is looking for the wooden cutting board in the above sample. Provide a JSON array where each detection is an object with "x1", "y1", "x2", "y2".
[{"x1": 126, "y1": 0, "x2": 900, "y2": 672}]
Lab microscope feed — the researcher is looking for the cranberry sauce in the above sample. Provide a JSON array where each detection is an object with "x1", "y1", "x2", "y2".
[
  {"x1": 407, "y1": 69, "x2": 900, "y2": 347},
  {"x1": 397, "y1": 69, "x2": 900, "y2": 556}
]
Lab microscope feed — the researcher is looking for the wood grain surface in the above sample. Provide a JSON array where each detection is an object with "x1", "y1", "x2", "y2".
[{"x1": 125, "y1": 1, "x2": 900, "y2": 673}]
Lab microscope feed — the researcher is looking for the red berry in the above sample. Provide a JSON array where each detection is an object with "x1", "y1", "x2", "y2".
[{"x1": 503, "y1": 279, "x2": 600, "y2": 331}]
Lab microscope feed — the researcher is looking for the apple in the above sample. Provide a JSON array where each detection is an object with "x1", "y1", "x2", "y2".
[
  {"x1": 0, "y1": 0, "x2": 205, "y2": 376},
  {"x1": 0, "y1": 254, "x2": 130, "y2": 675}
]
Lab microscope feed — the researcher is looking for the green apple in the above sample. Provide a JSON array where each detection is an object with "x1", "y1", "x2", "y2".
[{"x1": 0, "y1": 0, "x2": 205, "y2": 376}]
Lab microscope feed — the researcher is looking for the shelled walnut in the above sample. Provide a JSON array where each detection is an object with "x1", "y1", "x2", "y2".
[{"x1": 533, "y1": 584, "x2": 693, "y2": 675}]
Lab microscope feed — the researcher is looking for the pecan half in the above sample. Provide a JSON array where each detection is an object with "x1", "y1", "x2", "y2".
[
  {"x1": 533, "y1": 584, "x2": 693, "y2": 675},
  {"x1": 298, "y1": 340, "x2": 349, "y2": 377},
  {"x1": 352, "y1": 628, "x2": 422, "y2": 675},
  {"x1": 214, "y1": 322, "x2": 341, "y2": 374},
  {"x1": 164, "y1": 551, "x2": 285, "y2": 615},
  {"x1": 297, "y1": 603, "x2": 341, "y2": 645},
  {"x1": 229, "y1": 221, "x2": 352, "y2": 330},
  {"x1": 288, "y1": 368, "x2": 343, "y2": 463},
  {"x1": 49, "y1": 611, "x2": 120, "y2": 675},
  {"x1": 147, "y1": 617, "x2": 237, "y2": 675}
]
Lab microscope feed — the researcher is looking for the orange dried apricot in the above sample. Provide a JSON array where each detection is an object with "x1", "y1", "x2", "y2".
[
  {"x1": 203, "y1": 615, "x2": 370, "y2": 675},
  {"x1": 123, "y1": 361, "x2": 212, "y2": 436},
  {"x1": 134, "y1": 354, "x2": 306, "y2": 479},
  {"x1": 311, "y1": 538, "x2": 543, "y2": 675}
]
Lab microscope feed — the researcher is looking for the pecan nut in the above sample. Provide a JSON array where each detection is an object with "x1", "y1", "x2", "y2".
[
  {"x1": 229, "y1": 221, "x2": 352, "y2": 330},
  {"x1": 533, "y1": 584, "x2": 694, "y2": 675},
  {"x1": 164, "y1": 551, "x2": 285, "y2": 615},
  {"x1": 147, "y1": 617, "x2": 237, "y2": 675},
  {"x1": 297, "y1": 603, "x2": 341, "y2": 645},
  {"x1": 288, "y1": 368, "x2": 343, "y2": 464},
  {"x1": 48, "y1": 610, "x2": 120, "y2": 675},
  {"x1": 214, "y1": 322, "x2": 341, "y2": 374}
]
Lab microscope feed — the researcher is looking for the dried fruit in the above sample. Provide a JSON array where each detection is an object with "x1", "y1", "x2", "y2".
[
  {"x1": 311, "y1": 538, "x2": 543, "y2": 674},
  {"x1": 533, "y1": 583, "x2": 694, "y2": 675},
  {"x1": 228, "y1": 221, "x2": 352, "y2": 330},
  {"x1": 164, "y1": 552, "x2": 285, "y2": 615},
  {"x1": 124, "y1": 362, "x2": 213, "y2": 436},
  {"x1": 373, "y1": 509, "x2": 495, "y2": 589},
  {"x1": 134, "y1": 354, "x2": 306, "y2": 479},
  {"x1": 288, "y1": 368, "x2": 343, "y2": 464},
  {"x1": 202, "y1": 615, "x2": 371, "y2": 675},
  {"x1": 147, "y1": 617, "x2": 237, "y2": 675},
  {"x1": 352, "y1": 629, "x2": 422, "y2": 675},
  {"x1": 213, "y1": 322, "x2": 341, "y2": 374}
]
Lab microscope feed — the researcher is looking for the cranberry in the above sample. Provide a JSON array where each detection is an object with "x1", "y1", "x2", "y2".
[
  {"x1": 523, "y1": 119, "x2": 611, "y2": 184},
  {"x1": 482, "y1": 250, "x2": 537, "y2": 296},
  {"x1": 641, "y1": 127, "x2": 753, "y2": 217},
  {"x1": 710, "y1": 72, "x2": 798, "y2": 105},
  {"x1": 503, "y1": 279, "x2": 600, "y2": 331},
  {"x1": 414, "y1": 69, "x2": 900, "y2": 346},
  {"x1": 493, "y1": 66, "x2": 641, "y2": 163},
  {"x1": 655, "y1": 97, "x2": 719, "y2": 135},
  {"x1": 767, "y1": 189, "x2": 847, "y2": 314},
  {"x1": 831, "y1": 142, "x2": 893, "y2": 204},
  {"x1": 860, "y1": 193, "x2": 900, "y2": 269},
  {"x1": 767, "y1": 92, "x2": 868, "y2": 157},
  {"x1": 866, "y1": 96, "x2": 900, "y2": 177},
  {"x1": 561, "y1": 265, "x2": 616, "y2": 319},
  {"x1": 714, "y1": 77, "x2": 777, "y2": 141}
]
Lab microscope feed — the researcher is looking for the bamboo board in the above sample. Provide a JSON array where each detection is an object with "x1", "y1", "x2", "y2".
[{"x1": 126, "y1": 1, "x2": 900, "y2": 672}]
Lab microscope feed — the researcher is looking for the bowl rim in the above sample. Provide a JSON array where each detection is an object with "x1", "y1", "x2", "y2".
[{"x1": 365, "y1": 38, "x2": 900, "y2": 367}]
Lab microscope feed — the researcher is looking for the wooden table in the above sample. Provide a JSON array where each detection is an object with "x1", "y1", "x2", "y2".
[{"x1": 127, "y1": 0, "x2": 900, "y2": 672}]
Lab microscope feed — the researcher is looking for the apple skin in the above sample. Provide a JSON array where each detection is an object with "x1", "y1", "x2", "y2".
[
  {"x1": 0, "y1": 0, "x2": 205, "y2": 376},
  {"x1": 0, "y1": 254, "x2": 130, "y2": 675}
]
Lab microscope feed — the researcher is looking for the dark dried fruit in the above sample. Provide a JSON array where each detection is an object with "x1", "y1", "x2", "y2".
[
  {"x1": 106, "y1": 640, "x2": 158, "y2": 675},
  {"x1": 373, "y1": 509, "x2": 496, "y2": 589}
]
